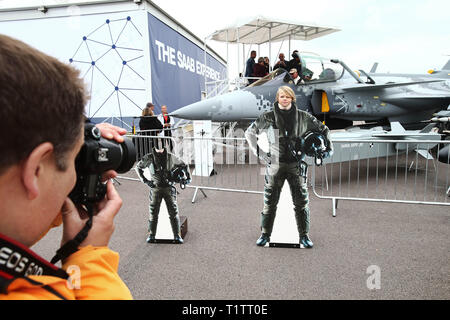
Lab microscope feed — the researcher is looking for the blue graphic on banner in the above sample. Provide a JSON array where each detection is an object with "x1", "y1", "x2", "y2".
[
  {"x1": 148, "y1": 13, "x2": 227, "y2": 112},
  {"x1": 69, "y1": 14, "x2": 146, "y2": 129}
]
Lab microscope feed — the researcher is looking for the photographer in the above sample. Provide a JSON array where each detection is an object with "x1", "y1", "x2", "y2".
[{"x1": 0, "y1": 34, "x2": 132, "y2": 299}]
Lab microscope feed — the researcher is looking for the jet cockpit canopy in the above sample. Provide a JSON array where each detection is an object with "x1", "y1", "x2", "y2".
[{"x1": 300, "y1": 52, "x2": 344, "y2": 82}]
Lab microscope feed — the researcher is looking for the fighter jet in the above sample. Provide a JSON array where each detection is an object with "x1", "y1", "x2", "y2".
[
  {"x1": 430, "y1": 109, "x2": 450, "y2": 164},
  {"x1": 315, "y1": 122, "x2": 442, "y2": 166},
  {"x1": 171, "y1": 53, "x2": 450, "y2": 130}
]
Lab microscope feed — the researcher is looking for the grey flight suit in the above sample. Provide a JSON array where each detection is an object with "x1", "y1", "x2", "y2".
[
  {"x1": 136, "y1": 148, "x2": 186, "y2": 238},
  {"x1": 245, "y1": 102, "x2": 332, "y2": 237}
]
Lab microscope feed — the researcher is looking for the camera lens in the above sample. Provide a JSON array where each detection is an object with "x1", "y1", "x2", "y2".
[
  {"x1": 115, "y1": 137, "x2": 136, "y2": 173},
  {"x1": 76, "y1": 123, "x2": 137, "y2": 174}
]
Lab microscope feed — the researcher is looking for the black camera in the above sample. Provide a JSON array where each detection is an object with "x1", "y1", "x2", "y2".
[{"x1": 69, "y1": 122, "x2": 136, "y2": 206}]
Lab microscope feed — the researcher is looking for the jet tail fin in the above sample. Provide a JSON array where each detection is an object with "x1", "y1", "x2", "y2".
[
  {"x1": 442, "y1": 59, "x2": 450, "y2": 71},
  {"x1": 390, "y1": 121, "x2": 406, "y2": 133},
  {"x1": 370, "y1": 62, "x2": 378, "y2": 73}
]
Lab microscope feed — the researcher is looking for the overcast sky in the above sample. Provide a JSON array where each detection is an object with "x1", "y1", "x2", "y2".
[
  {"x1": 0, "y1": 0, "x2": 449, "y2": 76},
  {"x1": 151, "y1": 0, "x2": 450, "y2": 75}
]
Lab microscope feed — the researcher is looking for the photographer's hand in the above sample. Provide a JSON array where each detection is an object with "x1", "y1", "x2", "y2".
[
  {"x1": 95, "y1": 124, "x2": 125, "y2": 181},
  {"x1": 61, "y1": 180, "x2": 122, "y2": 248},
  {"x1": 96, "y1": 122, "x2": 127, "y2": 143}
]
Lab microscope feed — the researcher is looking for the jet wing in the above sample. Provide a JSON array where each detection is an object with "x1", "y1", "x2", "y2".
[
  {"x1": 371, "y1": 133, "x2": 439, "y2": 138},
  {"x1": 381, "y1": 93, "x2": 450, "y2": 108},
  {"x1": 333, "y1": 79, "x2": 444, "y2": 93},
  {"x1": 371, "y1": 122, "x2": 440, "y2": 139},
  {"x1": 433, "y1": 110, "x2": 450, "y2": 117}
]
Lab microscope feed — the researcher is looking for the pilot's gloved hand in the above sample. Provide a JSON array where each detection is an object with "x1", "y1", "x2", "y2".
[
  {"x1": 145, "y1": 180, "x2": 155, "y2": 188},
  {"x1": 321, "y1": 149, "x2": 333, "y2": 159},
  {"x1": 261, "y1": 152, "x2": 271, "y2": 164}
]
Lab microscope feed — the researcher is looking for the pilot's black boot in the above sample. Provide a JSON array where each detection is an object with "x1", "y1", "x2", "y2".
[
  {"x1": 170, "y1": 216, "x2": 183, "y2": 244},
  {"x1": 174, "y1": 235, "x2": 184, "y2": 244},
  {"x1": 258, "y1": 211, "x2": 274, "y2": 247},
  {"x1": 146, "y1": 219, "x2": 157, "y2": 243},
  {"x1": 256, "y1": 233, "x2": 270, "y2": 246},
  {"x1": 146, "y1": 234, "x2": 156, "y2": 243},
  {"x1": 299, "y1": 235, "x2": 313, "y2": 248}
]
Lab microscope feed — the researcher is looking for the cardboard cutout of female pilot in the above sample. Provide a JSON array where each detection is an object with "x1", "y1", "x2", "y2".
[{"x1": 245, "y1": 86, "x2": 332, "y2": 248}]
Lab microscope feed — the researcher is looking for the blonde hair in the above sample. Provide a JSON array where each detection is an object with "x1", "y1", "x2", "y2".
[
  {"x1": 276, "y1": 86, "x2": 296, "y2": 102},
  {"x1": 142, "y1": 107, "x2": 154, "y2": 116}
]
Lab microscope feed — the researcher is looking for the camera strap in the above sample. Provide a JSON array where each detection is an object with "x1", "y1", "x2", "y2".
[
  {"x1": 0, "y1": 233, "x2": 69, "y2": 294},
  {"x1": 50, "y1": 206, "x2": 94, "y2": 265}
]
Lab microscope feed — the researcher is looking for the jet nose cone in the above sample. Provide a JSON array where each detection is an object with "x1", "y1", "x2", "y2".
[
  {"x1": 170, "y1": 98, "x2": 218, "y2": 120},
  {"x1": 170, "y1": 90, "x2": 258, "y2": 121}
]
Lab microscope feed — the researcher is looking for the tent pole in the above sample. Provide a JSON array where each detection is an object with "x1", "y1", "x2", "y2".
[
  {"x1": 243, "y1": 43, "x2": 245, "y2": 76},
  {"x1": 226, "y1": 30, "x2": 229, "y2": 90},
  {"x1": 269, "y1": 24, "x2": 272, "y2": 70},
  {"x1": 203, "y1": 37, "x2": 207, "y2": 98},
  {"x1": 237, "y1": 27, "x2": 240, "y2": 78},
  {"x1": 289, "y1": 35, "x2": 291, "y2": 57}
]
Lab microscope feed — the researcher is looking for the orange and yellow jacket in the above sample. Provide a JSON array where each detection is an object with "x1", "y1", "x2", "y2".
[{"x1": 0, "y1": 237, "x2": 132, "y2": 300}]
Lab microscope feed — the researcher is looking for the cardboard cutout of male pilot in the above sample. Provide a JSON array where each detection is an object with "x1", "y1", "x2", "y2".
[{"x1": 136, "y1": 147, "x2": 190, "y2": 243}]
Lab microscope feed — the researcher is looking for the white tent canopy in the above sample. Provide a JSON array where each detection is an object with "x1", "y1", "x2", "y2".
[
  {"x1": 202, "y1": 16, "x2": 340, "y2": 92},
  {"x1": 208, "y1": 15, "x2": 340, "y2": 44}
]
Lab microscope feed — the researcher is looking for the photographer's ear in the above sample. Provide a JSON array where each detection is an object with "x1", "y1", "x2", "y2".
[{"x1": 22, "y1": 142, "x2": 54, "y2": 200}]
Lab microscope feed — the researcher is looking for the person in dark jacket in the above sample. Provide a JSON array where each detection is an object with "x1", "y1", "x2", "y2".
[
  {"x1": 287, "y1": 50, "x2": 302, "y2": 75},
  {"x1": 264, "y1": 57, "x2": 271, "y2": 74},
  {"x1": 273, "y1": 53, "x2": 288, "y2": 71},
  {"x1": 139, "y1": 105, "x2": 163, "y2": 154},
  {"x1": 252, "y1": 57, "x2": 269, "y2": 80},
  {"x1": 287, "y1": 51, "x2": 314, "y2": 81},
  {"x1": 245, "y1": 50, "x2": 257, "y2": 78}
]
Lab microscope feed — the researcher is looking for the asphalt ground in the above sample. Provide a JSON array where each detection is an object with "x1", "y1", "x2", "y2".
[{"x1": 32, "y1": 161, "x2": 450, "y2": 300}]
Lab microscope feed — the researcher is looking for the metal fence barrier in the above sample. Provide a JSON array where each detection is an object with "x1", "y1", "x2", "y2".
[
  {"x1": 183, "y1": 135, "x2": 266, "y2": 202},
  {"x1": 126, "y1": 130, "x2": 266, "y2": 203},
  {"x1": 311, "y1": 139, "x2": 450, "y2": 216},
  {"x1": 132, "y1": 129, "x2": 175, "y2": 160},
  {"x1": 125, "y1": 132, "x2": 450, "y2": 211}
]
